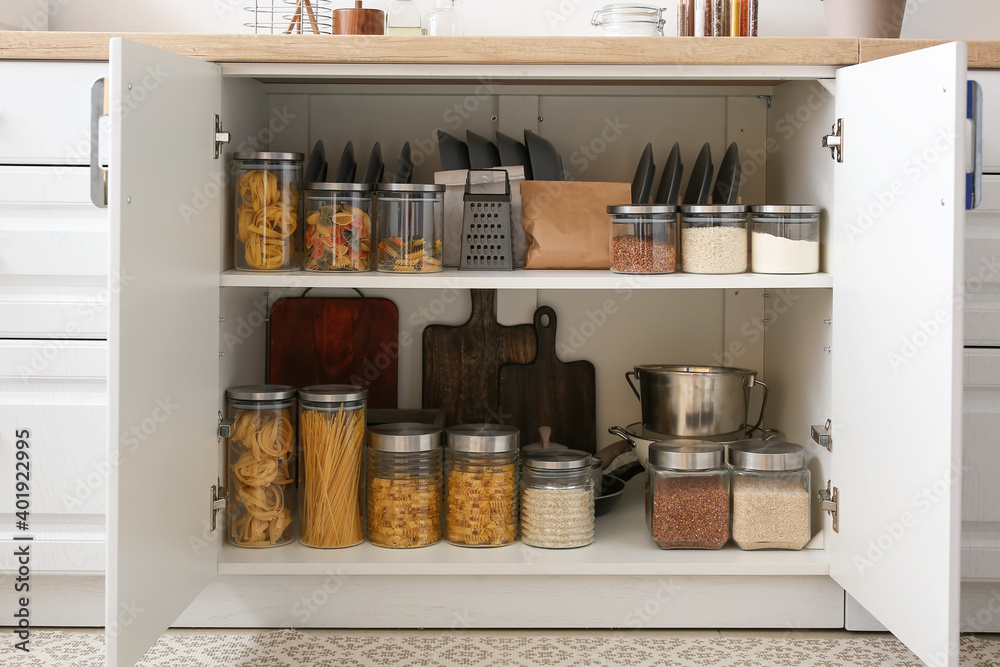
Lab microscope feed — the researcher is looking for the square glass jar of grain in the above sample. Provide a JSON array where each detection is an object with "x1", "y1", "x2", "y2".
[{"x1": 729, "y1": 440, "x2": 811, "y2": 550}]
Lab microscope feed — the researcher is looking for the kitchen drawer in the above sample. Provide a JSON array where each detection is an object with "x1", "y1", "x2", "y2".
[
  {"x1": 0, "y1": 340, "x2": 107, "y2": 516},
  {"x1": 0, "y1": 166, "x2": 108, "y2": 278},
  {"x1": 978, "y1": 71, "x2": 1000, "y2": 174},
  {"x1": 965, "y1": 176, "x2": 1000, "y2": 346},
  {"x1": 0, "y1": 62, "x2": 106, "y2": 165},
  {"x1": 962, "y1": 349, "x2": 1000, "y2": 581},
  {"x1": 0, "y1": 283, "x2": 109, "y2": 339}
]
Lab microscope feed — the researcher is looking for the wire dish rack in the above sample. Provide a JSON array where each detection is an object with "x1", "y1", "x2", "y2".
[{"x1": 245, "y1": 0, "x2": 333, "y2": 34}]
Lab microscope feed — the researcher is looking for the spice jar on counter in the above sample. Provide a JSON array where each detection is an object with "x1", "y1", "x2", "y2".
[
  {"x1": 444, "y1": 424, "x2": 519, "y2": 547},
  {"x1": 298, "y1": 385, "x2": 368, "y2": 549},
  {"x1": 233, "y1": 152, "x2": 303, "y2": 271},
  {"x1": 749, "y1": 205, "x2": 821, "y2": 274},
  {"x1": 303, "y1": 183, "x2": 374, "y2": 272},
  {"x1": 521, "y1": 449, "x2": 595, "y2": 549},
  {"x1": 608, "y1": 204, "x2": 678, "y2": 274},
  {"x1": 646, "y1": 440, "x2": 730, "y2": 549},
  {"x1": 375, "y1": 183, "x2": 445, "y2": 273},
  {"x1": 729, "y1": 440, "x2": 811, "y2": 550},
  {"x1": 367, "y1": 423, "x2": 443, "y2": 549},
  {"x1": 225, "y1": 385, "x2": 297, "y2": 548},
  {"x1": 679, "y1": 205, "x2": 749, "y2": 274}
]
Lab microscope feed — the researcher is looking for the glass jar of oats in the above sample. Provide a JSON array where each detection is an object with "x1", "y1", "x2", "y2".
[{"x1": 521, "y1": 449, "x2": 595, "y2": 549}]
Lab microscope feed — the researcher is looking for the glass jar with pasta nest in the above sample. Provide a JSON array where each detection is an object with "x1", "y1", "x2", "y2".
[
  {"x1": 233, "y1": 152, "x2": 303, "y2": 271},
  {"x1": 679, "y1": 204, "x2": 749, "y2": 274},
  {"x1": 521, "y1": 449, "x2": 595, "y2": 549},
  {"x1": 444, "y1": 424, "x2": 519, "y2": 547},
  {"x1": 375, "y1": 183, "x2": 445, "y2": 273},
  {"x1": 367, "y1": 423, "x2": 443, "y2": 548},
  {"x1": 304, "y1": 183, "x2": 374, "y2": 272},
  {"x1": 225, "y1": 385, "x2": 297, "y2": 548},
  {"x1": 298, "y1": 385, "x2": 368, "y2": 548}
]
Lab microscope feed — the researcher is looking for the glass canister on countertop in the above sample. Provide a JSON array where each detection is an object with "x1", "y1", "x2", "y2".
[
  {"x1": 303, "y1": 183, "x2": 374, "y2": 272},
  {"x1": 750, "y1": 205, "x2": 821, "y2": 274},
  {"x1": 367, "y1": 423, "x2": 443, "y2": 549},
  {"x1": 729, "y1": 440, "x2": 811, "y2": 551},
  {"x1": 444, "y1": 424, "x2": 519, "y2": 547},
  {"x1": 298, "y1": 385, "x2": 368, "y2": 549},
  {"x1": 645, "y1": 440, "x2": 730, "y2": 550},
  {"x1": 608, "y1": 204, "x2": 678, "y2": 274},
  {"x1": 226, "y1": 385, "x2": 297, "y2": 548},
  {"x1": 679, "y1": 204, "x2": 749, "y2": 274},
  {"x1": 233, "y1": 152, "x2": 303, "y2": 271},
  {"x1": 592, "y1": 4, "x2": 666, "y2": 35},
  {"x1": 521, "y1": 449, "x2": 595, "y2": 549},
  {"x1": 375, "y1": 183, "x2": 445, "y2": 273}
]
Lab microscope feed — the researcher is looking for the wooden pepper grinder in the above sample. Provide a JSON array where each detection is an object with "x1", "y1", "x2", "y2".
[{"x1": 333, "y1": 1, "x2": 386, "y2": 35}]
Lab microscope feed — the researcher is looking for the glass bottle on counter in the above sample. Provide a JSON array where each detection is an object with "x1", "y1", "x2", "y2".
[
  {"x1": 225, "y1": 385, "x2": 297, "y2": 548},
  {"x1": 367, "y1": 423, "x2": 443, "y2": 548},
  {"x1": 729, "y1": 440, "x2": 811, "y2": 550},
  {"x1": 427, "y1": 0, "x2": 463, "y2": 36},
  {"x1": 521, "y1": 449, "x2": 595, "y2": 549},
  {"x1": 233, "y1": 152, "x2": 303, "y2": 271},
  {"x1": 645, "y1": 440, "x2": 730, "y2": 549},
  {"x1": 386, "y1": 0, "x2": 422, "y2": 34},
  {"x1": 444, "y1": 424, "x2": 519, "y2": 547},
  {"x1": 298, "y1": 385, "x2": 368, "y2": 548}
]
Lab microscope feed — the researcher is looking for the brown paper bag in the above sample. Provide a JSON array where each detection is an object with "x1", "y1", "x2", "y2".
[{"x1": 521, "y1": 181, "x2": 631, "y2": 269}]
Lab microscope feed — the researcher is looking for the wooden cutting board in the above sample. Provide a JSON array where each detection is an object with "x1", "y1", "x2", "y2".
[
  {"x1": 422, "y1": 289, "x2": 537, "y2": 426},
  {"x1": 268, "y1": 296, "x2": 399, "y2": 409},
  {"x1": 498, "y1": 305, "x2": 597, "y2": 453}
]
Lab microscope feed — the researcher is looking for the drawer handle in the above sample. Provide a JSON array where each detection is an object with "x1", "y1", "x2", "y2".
[
  {"x1": 967, "y1": 79, "x2": 983, "y2": 211},
  {"x1": 90, "y1": 77, "x2": 109, "y2": 209}
]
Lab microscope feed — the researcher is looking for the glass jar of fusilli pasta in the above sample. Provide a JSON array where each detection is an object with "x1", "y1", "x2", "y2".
[
  {"x1": 367, "y1": 423, "x2": 443, "y2": 548},
  {"x1": 375, "y1": 183, "x2": 445, "y2": 272},
  {"x1": 226, "y1": 385, "x2": 297, "y2": 548},
  {"x1": 298, "y1": 385, "x2": 368, "y2": 548},
  {"x1": 233, "y1": 152, "x2": 303, "y2": 272},
  {"x1": 304, "y1": 183, "x2": 374, "y2": 272}
]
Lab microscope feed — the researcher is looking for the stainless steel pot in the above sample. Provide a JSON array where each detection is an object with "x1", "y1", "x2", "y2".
[{"x1": 625, "y1": 364, "x2": 768, "y2": 436}]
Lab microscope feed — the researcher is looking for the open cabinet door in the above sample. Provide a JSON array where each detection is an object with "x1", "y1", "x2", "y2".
[
  {"x1": 106, "y1": 39, "x2": 221, "y2": 666},
  {"x1": 830, "y1": 43, "x2": 965, "y2": 667}
]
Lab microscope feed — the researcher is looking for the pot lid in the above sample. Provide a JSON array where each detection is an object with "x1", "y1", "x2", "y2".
[
  {"x1": 226, "y1": 384, "x2": 297, "y2": 401},
  {"x1": 729, "y1": 440, "x2": 805, "y2": 471},
  {"x1": 648, "y1": 440, "x2": 725, "y2": 470},
  {"x1": 523, "y1": 448, "x2": 592, "y2": 470},
  {"x1": 369, "y1": 423, "x2": 441, "y2": 452},
  {"x1": 446, "y1": 423, "x2": 519, "y2": 452}
]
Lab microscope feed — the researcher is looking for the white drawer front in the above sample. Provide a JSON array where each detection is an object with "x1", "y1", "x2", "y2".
[
  {"x1": 0, "y1": 62, "x2": 106, "y2": 165},
  {"x1": 962, "y1": 349, "x2": 1000, "y2": 580},
  {"x1": 0, "y1": 166, "x2": 108, "y2": 278},
  {"x1": 965, "y1": 176, "x2": 1000, "y2": 346},
  {"x1": 0, "y1": 341, "x2": 107, "y2": 516},
  {"x1": 0, "y1": 284, "x2": 109, "y2": 338}
]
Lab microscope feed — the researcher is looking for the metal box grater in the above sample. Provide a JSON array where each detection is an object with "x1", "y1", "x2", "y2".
[{"x1": 459, "y1": 170, "x2": 513, "y2": 270}]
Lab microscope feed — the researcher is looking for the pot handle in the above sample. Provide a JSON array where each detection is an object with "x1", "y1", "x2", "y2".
[
  {"x1": 608, "y1": 425, "x2": 638, "y2": 450},
  {"x1": 749, "y1": 379, "x2": 769, "y2": 433},
  {"x1": 625, "y1": 370, "x2": 641, "y2": 401}
]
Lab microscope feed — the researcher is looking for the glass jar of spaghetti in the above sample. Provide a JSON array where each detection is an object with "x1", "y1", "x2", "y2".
[
  {"x1": 444, "y1": 424, "x2": 519, "y2": 547},
  {"x1": 303, "y1": 183, "x2": 374, "y2": 272},
  {"x1": 226, "y1": 385, "x2": 297, "y2": 548},
  {"x1": 233, "y1": 152, "x2": 303, "y2": 272},
  {"x1": 298, "y1": 385, "x2": 368, "y2": 548},
  {"x1": 367, "y1": 423, "x2": 443, "y2": 548},
  {"x1": 375, "y1": 183, "x2": 445, "y2": 272}
]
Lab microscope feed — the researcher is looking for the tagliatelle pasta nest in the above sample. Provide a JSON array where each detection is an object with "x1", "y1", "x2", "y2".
[
  {"x1": 236, "y1": 170, "x2": 298, "y2": 270},
  {"x1": 229, "y1": 408, "x2": 295, "y2": 547}
]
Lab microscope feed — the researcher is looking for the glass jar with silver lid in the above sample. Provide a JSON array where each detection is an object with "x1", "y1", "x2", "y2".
[
  {"x1": 375, "y1": 183, "x2": 445, "y2": 273},
  {"x1": 750, "y1": 205, "x2": 821, "y2": 274},
  {"x1": 367, "y1": 423, "x2": 443, "y2": 548},
  {"x1": 729, "y1": 440, "x2": 811, "y2": 550},
  {"x1": 303, "y1": 182, "x2": 375, "y2": 272},
  {"x1": 608, "y1": 204, "x2": 678, "y2": 274},
  {"x1": 646, "y1": 440, "x2": 730, "y2": 550},
  {"x1": 521, "y1": 449, "x2": 595, "y2": 549},
  {"x1": 233, "y1": 152, "x2": 304, "y2": 272},
  {"x1": 444, "y1": 424, "x2": 519, "y2": 547},
  {"x1": 679, "y1": 204, "x2": 749, "y2": 274},
  {"x1": 592, "y1": 4, "x2": 666, "y2": 36}
]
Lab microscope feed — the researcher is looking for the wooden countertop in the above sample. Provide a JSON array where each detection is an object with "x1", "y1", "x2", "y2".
[{"x1": 0, "y1": 32, "x2": 996, "y2": 69}]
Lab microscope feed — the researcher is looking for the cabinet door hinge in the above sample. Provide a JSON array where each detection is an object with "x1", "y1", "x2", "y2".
[
  {"x1": 822, "y1": 118, "x2": 844, "y2": 163},
  {"x1": 218, "y1": 411, "x2": 235, "y2": 439},
  {"x1": 210, "y1": 482, "x2": 228, "y2": 531},
  {"x1": 811, "y1": 419, "x2": 832, "y2": 451},
  {"x1": 818, "y1": 481, "x2": 839, "y2": 533},
  {"x1": 214, "y1": 115, "x2": 231, "y2": 159}
]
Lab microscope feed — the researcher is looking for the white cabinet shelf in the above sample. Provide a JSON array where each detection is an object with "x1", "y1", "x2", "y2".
[{"x1": 220, "y1": 268, "x2": 834, "y2": 290}]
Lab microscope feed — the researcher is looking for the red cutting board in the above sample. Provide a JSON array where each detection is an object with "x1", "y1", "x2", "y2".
[
  {"x1": 498, "y1": 305, "x2": 597, "y2": 453},
  {"x1": 422, "y1": 289, "x2": 537, "y2": 426},
  {"x1": 268, "y1": 297, "x2": 399, "y2": 409}
]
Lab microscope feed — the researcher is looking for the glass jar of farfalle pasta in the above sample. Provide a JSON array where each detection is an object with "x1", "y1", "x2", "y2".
[
  {"x1": 233, "y1": 152, "x2": 303, "y2": 271},
  {"x1": 298, "y1": 385, "x2": 368, "y2": 549},
  {"x1": 444, "y1": 424, "x2": 519, "y2": 547},
  {"x1": 226, "y1": 385, "x2": 297, "y2": 548},
  {"x1": 367, "y1": 423, "x2": 443, "y2": 548},
  {"x1": 375, "y1": 183, "x2": 445, "y2": 273},
  {"x1": 303, "y1": 183, "x2": 374, "y2": 272}
]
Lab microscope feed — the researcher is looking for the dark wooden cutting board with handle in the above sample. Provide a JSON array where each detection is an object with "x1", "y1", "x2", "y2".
[
  {"x1": 422, "y1": 289, "x2": 537, "y2": 426},
  {"x1": 498, "y1": 306, "x2": 597, "y2": 453},
  {"x1": 268, "y1": 296, "x2": 399, "y2": 409}
]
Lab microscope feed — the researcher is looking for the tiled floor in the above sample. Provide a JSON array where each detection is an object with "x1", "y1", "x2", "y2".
[{"x1": 3, "y1": 629, "x2": 1000, "y2": 666}]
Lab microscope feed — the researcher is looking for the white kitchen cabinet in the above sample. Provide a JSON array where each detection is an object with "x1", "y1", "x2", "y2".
[{"x1": 0, "y1": 37, "x2": 981, "y2": 666}]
